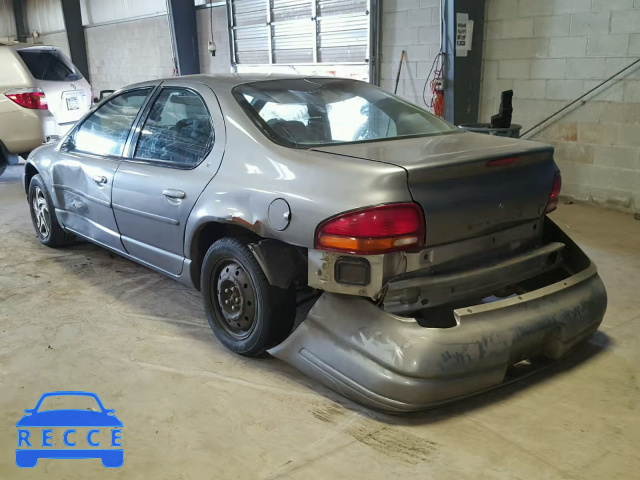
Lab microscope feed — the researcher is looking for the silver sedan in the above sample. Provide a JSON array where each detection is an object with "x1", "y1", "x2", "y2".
[{"x1": 24, "y1": 74, "x2": 607, "y2": 412}]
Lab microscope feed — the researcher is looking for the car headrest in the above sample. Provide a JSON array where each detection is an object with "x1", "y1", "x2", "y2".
[{"x1": 267, "y1": 120, "x2": 308, "y2": 144}]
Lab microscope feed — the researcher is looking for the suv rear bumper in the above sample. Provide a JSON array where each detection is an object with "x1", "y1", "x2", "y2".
[{"x1": 270, "y1": 262, "x2": 606, "y2": 412}]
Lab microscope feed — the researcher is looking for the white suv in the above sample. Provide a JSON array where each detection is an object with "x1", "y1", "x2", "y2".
[{"x1": 0, "y1": 44, "x2": 92, "y2": 174}]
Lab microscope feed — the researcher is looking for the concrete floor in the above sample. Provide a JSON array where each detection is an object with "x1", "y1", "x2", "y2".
[{"x1": 1, "y1": 164, "x2": 639, "y2": 479}]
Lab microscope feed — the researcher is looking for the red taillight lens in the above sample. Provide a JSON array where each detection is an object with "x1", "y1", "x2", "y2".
[
  {"x1": 5, "y1": 89, "x2": 48, "y2": 110},
  {"x1": 315, "y1": 203, "x2": 425, "y2": 255},
  {"x1": 545, "y1": 172, "x2": 562, "y2": 214}
]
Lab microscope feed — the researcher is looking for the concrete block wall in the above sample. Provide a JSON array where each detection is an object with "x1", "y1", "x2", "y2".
[
  {"x1": 85, "y1": 15, "x2": 174, "y2": 94},
  {"x1": 381, "y1": 0, "x2": 442, "y2": 109},
  {"x1": 196, "y1": 6, "x2": 232, "y2": 75},
  {"x1": 481, "y1": 0, "x2": 640, "y2": 214}
]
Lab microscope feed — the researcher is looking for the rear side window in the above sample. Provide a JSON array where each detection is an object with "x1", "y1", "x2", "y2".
[
  {"x1": 17, "y1": 49, "x2": 82, "y2": 81},
  {"x1": 71, "y1": 88, "x2": 152, "y2": 157},
  {"x1": 134, "y1": 88, "x2": 213, "y2": 167}
]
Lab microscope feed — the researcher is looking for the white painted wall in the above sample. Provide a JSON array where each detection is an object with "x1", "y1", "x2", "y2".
[
  {"x1": 80, "y1": 0, "x2": 167, "y2": 26},
  {"x1": 481, "y1": 0, "x2": 640, "y2": 214},
  {"x1": 0, "y1": 0, "x2": 17, "y2": 39},
  {"x1": 380, "y1": 0, "x2": 442, "y2": 109},
  {"x1": 85, "y1": 15, "x2": 174, "y2": 93},
  {"x1": 196, "y1": 5, "x2": 232, "y2": 75},
  {"x1": 26, "y1": 0, "x2": 65, "y2": 34},
  {"x1": 25, "y1": 0, "x2": 68, "y2": 55}
]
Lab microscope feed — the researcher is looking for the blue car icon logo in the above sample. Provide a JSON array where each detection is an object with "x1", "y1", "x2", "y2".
[{"x1": 16, "y1": 391, "x2": 123, "y2": 468}]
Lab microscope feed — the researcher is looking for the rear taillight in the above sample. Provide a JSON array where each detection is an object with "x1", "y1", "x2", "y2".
[
  {"x1": 315, "y1": 203, "x2": 425, "y2": 255},
  {"x1": 5, "y1": 88, "x2": 48, "y2": 110},
  {"x1": 545, "y1": 172, "x2": 562, "y2": 214},
  {"x1": 486, "y1": 156, "x2": 517, "y2": 167}
]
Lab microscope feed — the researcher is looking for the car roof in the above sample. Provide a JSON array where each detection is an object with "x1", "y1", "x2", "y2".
[
  {"x1": 124, "y1": 73, "x2": 361, "y2": 93},
  {"x1": 33, "y1": 391, "x2": 105, "y2": 408},
  {"x1": 38, "y1": 391, "x2": 100, "y2": 397}
]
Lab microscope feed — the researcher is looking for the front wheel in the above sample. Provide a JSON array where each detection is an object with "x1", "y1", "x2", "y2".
[
  {"x1": 201, "y1": 237, "x2": 296, "y2": 356},
  {"x1": 28, "y1": 174, "x2": 74, "y2": 247}
]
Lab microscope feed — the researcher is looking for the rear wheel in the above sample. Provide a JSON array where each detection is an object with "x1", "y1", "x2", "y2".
[
  {"x1": 201, "y1": 237, "x2": 296, "y2": 356},
  {"x1": 28, "y1": 174, "x2": 74, "y2": 247},
  {"x1": 0, "y1": 141, "x2": 8, "y2": 176}
]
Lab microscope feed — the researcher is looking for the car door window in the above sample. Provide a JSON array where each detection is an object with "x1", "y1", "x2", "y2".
[
  {"x1": 71, "y1": 88, "x2": 152, "y2": 157},
  {"x1": 134, "y1": 88, "x2": 213, "y2": 167}
]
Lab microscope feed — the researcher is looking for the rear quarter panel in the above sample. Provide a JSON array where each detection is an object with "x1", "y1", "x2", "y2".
[{"x1": 184, "y1": 95, "x2": 412, "y2": 253}]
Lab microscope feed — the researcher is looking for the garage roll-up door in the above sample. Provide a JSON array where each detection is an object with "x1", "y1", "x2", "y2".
[{"x1": 228, "y1": 0, "x2": 370, "y2": 65}]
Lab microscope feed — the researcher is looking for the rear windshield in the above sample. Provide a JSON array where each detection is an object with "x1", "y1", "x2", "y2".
[
  {"x1": 17, "y1": 49, "x2": 82, "y2": 81},
  {"x1": 233, "y1": 78, "x2": 457, "y2": 148}
]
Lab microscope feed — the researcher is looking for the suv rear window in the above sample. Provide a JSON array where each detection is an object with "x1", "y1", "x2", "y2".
[{"x1": 17, "y1": 49, "x2": 82, "y2": 81}]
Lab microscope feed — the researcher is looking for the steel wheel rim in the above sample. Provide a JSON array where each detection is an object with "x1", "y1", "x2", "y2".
[
  {"x1": 32, "y1": 186, "x2": 50, "y2": 239},
  {"x1": 211, "y1": 259, "x2": 257, "y2": 339}
]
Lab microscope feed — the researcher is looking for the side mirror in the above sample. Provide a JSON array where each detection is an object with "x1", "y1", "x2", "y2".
[
  {"x1": 104, "y1": 409, "x2": 115, "y2": 415},
  {"x1": 99, "y1": 89, "x2": 115, "y2": 100},
  {"x1": 24, "y1": 409, "x2": 33, "y2": 414},
  {"x1": 45, "y1": 135, "x2": 60, "y2": 144},
  {"x1": 60, "y1": 137, "x2": 74, "y2": 152}
]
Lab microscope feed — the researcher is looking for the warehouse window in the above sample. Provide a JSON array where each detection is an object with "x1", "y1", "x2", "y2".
[{"x1": 228, "y1": 0, "x2": 370, "y2": 80}]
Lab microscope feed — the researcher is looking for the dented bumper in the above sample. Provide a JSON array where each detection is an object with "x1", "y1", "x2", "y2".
[{"x1": 269, "y1": 263, "x2": 607, "y2": 412}]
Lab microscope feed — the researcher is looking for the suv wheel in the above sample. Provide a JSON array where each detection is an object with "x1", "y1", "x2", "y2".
[
  {"x1": 201, "y1": 237, "x2": 296, "y2": 356},
  {"x1": 28, "y1": 174, "x2": 74, "y2": 247}
]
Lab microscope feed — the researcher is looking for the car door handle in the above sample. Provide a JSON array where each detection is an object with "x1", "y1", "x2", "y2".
[
  {"x1": 163, "y1": 189, "x2": 186, "y2": 199},
  {"x1": 93, "y1": 175, "x2": 107, "y2": 185}
]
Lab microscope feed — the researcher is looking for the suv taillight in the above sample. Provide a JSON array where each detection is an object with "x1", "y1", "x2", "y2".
[
  {"x1": 5, "y1": 88, "x2": 48, "y2": 110},
  {"x1": 315, "y1": 203, "x2": 425, "y2": 255},
  {"x1": 545, "y1": 172, "x2": 562, "y2": 214}
]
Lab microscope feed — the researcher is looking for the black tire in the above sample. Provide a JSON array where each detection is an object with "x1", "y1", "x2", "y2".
[
  {"x1": 201, "y1": 237, "x2": 296, "y2": 356},
  {"x1": 28, "y1": 174, "x2": 74, "y2": 247},
  {"x1": 0, "y1": 141, "x2": 8, "y2": 177}
]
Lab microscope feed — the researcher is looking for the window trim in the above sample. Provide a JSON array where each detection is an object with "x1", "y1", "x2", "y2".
[
  {"x1": 66, "y1": 86, "x2": 157, "y2": 159},
  {"x1": 122, "y1": 86, "x2": 215, "y2": 171}
]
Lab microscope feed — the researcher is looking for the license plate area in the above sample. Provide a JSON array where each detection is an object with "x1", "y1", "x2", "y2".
[{"x1": 66, "y1": 96, "x2": 79, "y2": 110}]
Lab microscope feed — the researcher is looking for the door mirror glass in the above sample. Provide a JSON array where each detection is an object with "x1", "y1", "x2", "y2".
[{"x1": 60, "y1": 136, "x2": 74, "y2": 152}]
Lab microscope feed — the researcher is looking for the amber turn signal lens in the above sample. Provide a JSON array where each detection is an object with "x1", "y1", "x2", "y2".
[
  {"x1": 315, "y1": 203, "x2": 425, "y2": 255},
  {"x1": 316, "y1": 234, "x2": 420, "y2": 253}
]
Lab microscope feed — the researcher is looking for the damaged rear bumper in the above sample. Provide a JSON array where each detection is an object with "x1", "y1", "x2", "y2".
[{"x1": 269, "y1": 263, "x2": 606, "y2": 412}]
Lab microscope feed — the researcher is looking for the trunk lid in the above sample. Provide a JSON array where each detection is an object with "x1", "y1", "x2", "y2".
[
  {"x1": 36, "y1": 78, "x2": 91, "y2": 125},
  {"x1": 312, "y1": 131, "x2": 557, "y2": 246}
]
